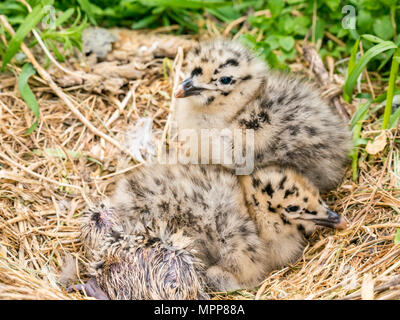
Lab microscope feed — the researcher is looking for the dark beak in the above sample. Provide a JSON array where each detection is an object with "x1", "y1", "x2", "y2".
[
  {"x1": 174, "y1": 78, "x2": 204, "y2": 98},
  {"x1": 312, "y1": 209, "x2": 348, "y2": 230}
]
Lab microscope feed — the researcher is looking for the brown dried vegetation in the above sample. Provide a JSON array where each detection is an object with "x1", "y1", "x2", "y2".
[{"x1": 0, "y1": 29, "x2": 399, "y2": 300}]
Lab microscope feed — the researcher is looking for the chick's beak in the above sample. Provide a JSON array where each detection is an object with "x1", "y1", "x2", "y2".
[
  {"x1": 313, "y1": 209, "x2": 348, "y2": 230},
  {"x1": 174, "y1": 78, "x2": 203, "y2": 98}
]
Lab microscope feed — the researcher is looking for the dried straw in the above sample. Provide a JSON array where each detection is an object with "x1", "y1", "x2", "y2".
[{"x1": 0, "y1": 20, "x2": 399, "y2": 300}]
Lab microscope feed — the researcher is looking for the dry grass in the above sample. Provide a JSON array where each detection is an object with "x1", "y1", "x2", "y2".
[{"x1": 1, "y1": 28, "x2": 399, "y2": 300}]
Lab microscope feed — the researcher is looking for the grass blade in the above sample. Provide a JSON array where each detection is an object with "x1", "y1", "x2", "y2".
[
  {"x1": 362, "y1": 34, "x2": 385, "y2": 44},
  {"x1": 131, "y1": 15, "x2": 159, "y2": 29},
  {"x1": 343, "y1": 37, "x2": 360, "y2": 102},
  {"x1": 55, "y1": 8, "x2": 75, "y2": 27},
  {"x1": 395, "y1": 228, "x2": 400, "y2": 244},
  {"x1": 2, "y1": 4, "x2": 45, "y2": 68},
  {"x1": 350, "y1": 98, "x2": 371, "y2": 129},
  {"x1": 33, "y1": 148, "x2": 83, "y2": 159},
  {"x1": 18, "y1": 63, "x2": 40, "y2": 134},
  {"x1": 389, "y1": 106, "x2": 400, "y2": 129},
  {"x1": 382, "y1": 48, "x2": 400, "y2": 129},
  {"x1": 139, "y1": 0, "x2": 232, "y2": 9},
  {"x1": 350, "y1": 100, "x2": 371, "y2": 181},
  {"x1": 77, "y1": 0, "x2": 96, "y2": 25},
  {"x1": 343, "y1": 41, "x2": 397, "y2": 102}
]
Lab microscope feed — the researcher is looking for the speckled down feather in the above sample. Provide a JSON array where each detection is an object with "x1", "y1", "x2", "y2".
[
  {"x1": 79, "y1": 164, "x2": 346, "y2": 299},
  {"x1": 174, "y1": 39, "x2": 352, "y2": 192}
]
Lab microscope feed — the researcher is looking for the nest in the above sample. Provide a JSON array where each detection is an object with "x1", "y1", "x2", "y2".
[{"x1": 0, "y1": 29, "x2": 399, "y2": 300}]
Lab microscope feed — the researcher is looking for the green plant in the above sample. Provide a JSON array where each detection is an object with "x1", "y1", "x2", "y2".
[
  {"x1": 1, "y1": 0, "x2": 399, "y2": 140},
  {"x1": 350, "y1": 99, "x2": 371, "y2": 181},
  {"x1": 343, "y1": 35, "x2": 399, "y2": 129},
  {"x1": 382, "y1": 47, "x2": 400, "y2": 129},
  {"x1": 1, "y1": 1, "x2": 87, "y2": 66},
  {"x1": 53, "y1": 0, "x2": 264, "y2": 32},
  {"x1": 0, "y1": 0, "x2": 87, "y2": 134},
  {"x1": 18, "y1": 63, "x2": 39, "y2": 134}
]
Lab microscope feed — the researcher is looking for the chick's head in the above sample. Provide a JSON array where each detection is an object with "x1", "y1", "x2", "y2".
[
  {"x1": 175, "y1": 39, "x2": 267, "y2": 111},
  {"x1": 250, "y1": 167, "x2": 348, "y2": 236}
]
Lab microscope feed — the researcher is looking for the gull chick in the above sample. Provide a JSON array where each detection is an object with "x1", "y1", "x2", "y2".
[
  {"x1": 174, "y1": 39, "x2": 351, "y2": 192},
  {"x1": 73, "y1": 164, "x2": 347, "y2": 299}
]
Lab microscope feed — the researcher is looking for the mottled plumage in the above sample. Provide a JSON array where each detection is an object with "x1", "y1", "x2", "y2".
[
  {"x1": 174, "y1": 39, "x2": 352, "y2": 192},
  {"x1": 77, "y1": 164, "x2": 346, "y2": 299}
]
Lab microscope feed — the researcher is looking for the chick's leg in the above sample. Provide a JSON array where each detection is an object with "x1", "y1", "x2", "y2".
[{"x1": 67, "y1": 277, "x2": 109, "y2": 300}]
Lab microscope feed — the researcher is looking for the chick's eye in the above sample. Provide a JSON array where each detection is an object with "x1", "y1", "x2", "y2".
[
  {"x1": 287, "y1": 205, "x2": 300, "y2": 212},
  {"x1": 219, "y1": 76, "x2": 232, "y2": 85}
]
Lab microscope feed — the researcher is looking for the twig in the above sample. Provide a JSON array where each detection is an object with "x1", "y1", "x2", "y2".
[
  {"x1": 324, "y1": 31, "x2": 346, "y2": 48},
  {"x1": 0, "y1": 15, "x2": 138, "y2": 161},
  {"x1": 352, "y1": 147, "x2": 393, "y2": 223},
  {"x1": 342, "y1": 275, "x2": 400, "y2": 300},
  {"x1": 223, "y1": 10, "x2": 271, "y2": 37},
  {"x1": 157, "y1": 46, "x2": 184, "y2": 161},
  {"x1": 302, "y1": 42, "x2": 350, "y2": 121},
  {"x1": 0, "y1": 150, "x2": 82, "y2": 190},
  {"x1": 32, "y1": 29, "x2": 91, "y2": 80},
  {"x1": 95, "y1": 163, "x2": 143, "y2": 180}
]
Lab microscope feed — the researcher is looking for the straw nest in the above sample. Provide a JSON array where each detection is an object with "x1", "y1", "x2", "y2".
[{"x1": 0, "y1": 28, "x2": 399, "y2": 300}]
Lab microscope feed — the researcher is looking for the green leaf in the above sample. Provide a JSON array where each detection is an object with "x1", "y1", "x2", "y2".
[
  {"x1": 279, "y1": 15, "x2": 295, "y2": 34},
  {"x1": 33, "y1": 148, "x2": 102, "y2": 166},
  {"x1": 279, "y1": 36, "x2": 295, "y2": 51},
  {"x1": 343, "y1": 38, "x2": 360, "y2": 102},
  {"x1": 344, "y1": 41, "x2": 397, "y2": 102},
  {"x1": 357, "y1": 10, "x2": 372, "y2": 33},
  {"x1": 55, "y1": 8, "x2": 75, "y2": 27},
  {"x1": 347, "y1": 38, "x2": 360, "y2": 74},
  {"x1": 46, "y1": 39, "x2": 65, "y2": 62},
  {"x1": 315, "y1": 18, "x2": 326, "y2": 41},
  {"x1": 131, "y1": 14, "x2": 159, "y2": 29},
  {"x1": 2, "y1": 4, "x2": 46, "y2": 68},
  {"x1": 389, "y1": 107, "x2": 400, "y2": 129},
  {"x1": 268, "y1": 0, "x2": 284, "y2": 16},
  {"x1": 351, "y1": 100, "x2": 371, "y2": 181},
  {"x1": 361, "y1": 0, "x2": 381, "y2": 10},
  {"x1": 139, "y1": 0, "x2": 232, "y2": 9},
  {"x1": 354, "y1": 138, "x2": 368, "y2": 146},
  {"x1": 266, "y1": 35, "x2": 280, "y2": 50},
  {"x1": 373, "y1": 16, "x2": 394, "y2": 41},
  {"x1": 325, "y1": 0, "x2": 340, "y2": 11},
  {"x1": 25, "y1": 121, "x2": 38, "y2": 135},
  {"x1": 350, "y1": 100, "x2": 371, "y2": 129},
  {"x1": 18, "y1": 63, "x2": 40, "y2": 134},
  {"x1": 77, "y1": 0, "x2": 97, "y2": 25},
  {"x1": 394, "y1": 228, "x2": 400, "y2": 244},
  {"x1": 292, "y1": 16, "x2": 311, "y2": 36},
  {"x1": 34, "y1": 148, "x2": 83, "y2": 159},
  {"x1": 362, "y1": 34, "x2": 385, "y2": 44},
  {"x1": 381, "y1": 0, "x2": 397, "y2": 5},
  {"x1": 384, "y1": 48, "x2": 400, "y2": 129}
]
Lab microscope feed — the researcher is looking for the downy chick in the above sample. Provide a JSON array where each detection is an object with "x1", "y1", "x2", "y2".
[
  {"x1": 74, "y1": 164, "x2": 346, "y2": 299},
  {"x1": 240, "y1": 165, "x2": 347, "y2": 268},
  {"x1": 173, "y1": 39, "x2": 351, "y2": 192}
]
